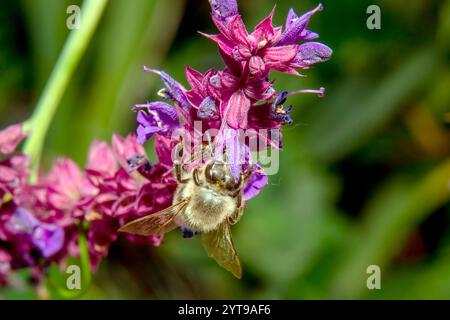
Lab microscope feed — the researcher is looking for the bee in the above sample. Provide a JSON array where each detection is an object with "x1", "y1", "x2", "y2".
[{"x1": 118, "y1": 141, "x2": 253, "y2": 278}]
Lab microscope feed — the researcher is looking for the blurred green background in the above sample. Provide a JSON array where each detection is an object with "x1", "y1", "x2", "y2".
[{"x1": 1, "y1": 0, "x2": 450, "y2": 299}]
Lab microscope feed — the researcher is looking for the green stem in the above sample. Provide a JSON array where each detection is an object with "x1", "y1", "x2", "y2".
[
  {"x1": 78, "y1": 230, "x2": 92, "y2": 289},
  {"x1": 23, "y1": 0, "x2": 108, "y2": 182},
  {"x1": 46, "y1": 230, "x2": 92, "y2": 299}
]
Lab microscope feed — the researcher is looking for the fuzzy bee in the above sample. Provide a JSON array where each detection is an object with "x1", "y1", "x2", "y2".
[{"x1": 118, "y1": 141, "x2": 254, "y2": 278}]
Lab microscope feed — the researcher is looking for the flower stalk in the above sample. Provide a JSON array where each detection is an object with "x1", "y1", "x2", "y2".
[{"x1": 23, "y1": 0, "x2": 108, "y2": 182}]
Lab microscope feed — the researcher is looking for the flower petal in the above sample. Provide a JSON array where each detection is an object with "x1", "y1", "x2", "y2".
[
  {"x1": 32, "y1": 223, "x2": 65, "y2": 258},
  {"x1": 251, "y1": 7, "x2": 280, "y2": 45},
  {"x1": 293, "y1": 42, "x2": 332, "y2": 67},
  {"x1": 209, "y1": 0, "x2": 238, "y2": 24},
  {"x1": 263, "y1": 45, "x2": 298, "y2": 64},
  {"x1": 112, "y1": 134, "x2": 147, "y2": 171},
  {"x1": 185, "y1": 66, "x2": 205, "y2": 92},
  {"x1": 243, "y1": 166, "x2": 269, "y2": 201},
  {"x1": 87, "y1": 141, "x2": 117, "y2": 175},
  {"x1": 227, "y1": 15, "x2": 249, "y2": 45},
  {"x1": 248, "y1": 103, "x2": 282, "y2": 129},
  {"x1": 47, "y1": 158, "x2": 93, "y2": 203},
  {"x1": 197, "y1": 97, "x2": 217, "y2": 119},
  {"x1": 136, "y1": 123, "x2": 158, "y2": 145},
  {"x1": 7, "y1": 208, "x2": 39, "y2": 234},
  {"x1": 0, "y1": 123, "x2": 26, "y2": 155},
  {"x1": 262, "y1": 45, "x2": 298, "y2": 72},
  {"x1": 143, "y1": 67, "x2": 190, "y2": 112},
  {"x1": 147, "y1": 102, "x2": 180, "y2": 129},
  {"x1": 154, "y1": 135, "x2": 176, "y2": 166},
  {"x1": 249, "y1": 55, "x2": 267, "y2": 77},
  {"x1": 225, "y1": 91, "x2": 251, "y2": 129},
  {"x1": 135, "y1": 102, "x2": 180, "y2": 144},
  {"x1": 285, "y1": 8, "x2": 297, "y2": 29},
  {"x1": 278, "y1": 4, "x2": 323, "y2": 45}
]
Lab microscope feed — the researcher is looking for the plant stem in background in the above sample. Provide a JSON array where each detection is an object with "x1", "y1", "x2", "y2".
[{"x1": 23, "y1": 0, "x2": 108, "y2": 182}]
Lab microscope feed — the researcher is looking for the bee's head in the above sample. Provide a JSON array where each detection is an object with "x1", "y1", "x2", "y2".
[{"x1": 204, "y1": 160, "x2": 235, "y2": 190}]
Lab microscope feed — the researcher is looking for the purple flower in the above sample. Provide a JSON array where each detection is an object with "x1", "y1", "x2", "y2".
[
  {"x1": 278, "y1": 4, "x2": 323, "y2": 45},
  {"x1": 207, "y1": 9, "x2": 302, "y2": 76},
  {"x1": 185, "y1": 67, "x2": 221, "y2": 121},
  {"x1": 271, "y1": 104, "x2": 293, "y2": 125},
  {"x1": 31, "y1": 224, "x2": 65, "y2": 258},
  {"x1": 198, "y1": 96, "x2": 218, "y2": 119},
  {"x1": 206, "y1": 4, "x2": 332, "y2": 77},
  {"x1": 135, "y1": 102, "x2": 181, "y2": 144},
  {"x1": 209, "y1": 0, "x2": 238, "y2": 24},
  {"x1": 291, "y1": 42, "x2": 333, "y2": 68},
  {"x1": 7, "y1": 208, "x2": 64, "y2": 258},
  {"x1": 271, "y1": 91, "x2": 293, "y2": 125},
  {"x1": 243, "y1": 166, "x2": 269, "y2": 201},
  {"x1": 143, "y1": 67, "x2": 191, "y2": 113}
]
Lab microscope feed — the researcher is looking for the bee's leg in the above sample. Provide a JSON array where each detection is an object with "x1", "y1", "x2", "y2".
[
  {"x1": 231, "y1": 173, "x2": 249, "y2": 197},
  {"x1": 175, "y1": 162, "x2": 189, "y2": 183},
  {"x1": 174, "y1": 139, "x2": 189, "y2": 183},
  {"x1": 193, "y1": 168, "x2": 203, "y2": 186},
  {"x1": 230, "y1": 193, "x2": 244, "y2": 225},
  {"x1": 204, "y1": 131, "x2": 215, "y2": 158}
]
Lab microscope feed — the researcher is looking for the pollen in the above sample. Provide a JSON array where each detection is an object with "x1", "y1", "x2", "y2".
[{"x1": 258, "y1": 39, "x2": 268, "y2": 49}]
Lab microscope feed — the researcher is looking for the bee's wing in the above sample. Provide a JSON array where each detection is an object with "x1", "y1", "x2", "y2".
[
  {"x1": 201, "y1": 220, "x2": 242, "y2": 279},
  {"x1": 118, "y1": 199, "x2": 188, "y2": 236}
]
